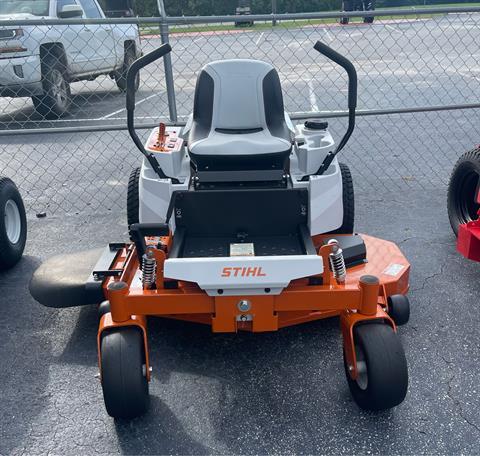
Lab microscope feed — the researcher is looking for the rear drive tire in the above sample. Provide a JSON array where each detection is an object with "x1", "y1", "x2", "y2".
[
  {"x1": 100, "y1": 327, "x2": 149, "y2": 419},
  {"x1": 127, "y1": 167, "x2": 140, "y2": 230},
  {"x1": 32, "y1": 55, "x2": 71, "y2": 118},
  {"x1": 344, "y1": 323, "x2": 408, "y2": 411},
  {"x1": 330, "y1": 162, "x2": 355, "y2": 234},
  {"x1": 0, "y1": 177, "x2": 27, "y2": 270},
  {"x1": 447, "y1": 147, "x2": 480, "y2": 236}
]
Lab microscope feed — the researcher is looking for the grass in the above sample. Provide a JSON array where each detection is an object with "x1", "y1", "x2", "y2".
[{"x1": 139, "y1": 2, "x2": 480, "y2": 36}]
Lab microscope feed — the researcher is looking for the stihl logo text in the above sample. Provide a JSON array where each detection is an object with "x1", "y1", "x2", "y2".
[{"x1": 221, "y1": 267, "x2": 267, "y2": 278}]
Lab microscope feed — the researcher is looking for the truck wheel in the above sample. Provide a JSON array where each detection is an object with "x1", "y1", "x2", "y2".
[
  {"x1": 363, "y1": 0, "x2": 375, "y2": 23},
  {"x1": 0, "y1": 177, "x2": 27, "y2": 270},
  {"x1": 340, "y1": 0, "x2": 352, "y2": 24},
  {"x1": 32, "y1": 55, "x2": 71, "y2": 118},
  {"x1": 116, "y1": 47, "x2": 139, "y2": 92},
  {"x1": 448, "y1": 147, "x2": 480, "y2": 236},
  {"x1": 344, "y1": 323, "x2": 408, "y2": 411},
  {"x1": 100, "y1": 327, "x2": 150, "y2": 419}
]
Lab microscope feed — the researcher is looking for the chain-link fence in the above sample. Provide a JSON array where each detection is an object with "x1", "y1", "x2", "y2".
[{"x1": 1, "y1": 7, "x2": 479, "y2": 216}]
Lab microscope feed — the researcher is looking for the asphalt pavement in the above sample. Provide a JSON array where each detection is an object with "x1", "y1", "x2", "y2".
[{"x1": 1, "y1": 185, "x2": 479, "y2": 454}]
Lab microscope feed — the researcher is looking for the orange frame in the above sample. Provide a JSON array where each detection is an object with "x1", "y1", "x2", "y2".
[{"x1": 98, "y1": 234, "x2": 410, "y2": 381}]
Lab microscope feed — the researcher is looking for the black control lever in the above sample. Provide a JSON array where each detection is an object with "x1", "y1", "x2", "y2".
[
  {"x1": 312, "y1": 41, "x2": 358, "y2": 175},
  {"x1": 126, "y1": 44, "x2": 173, "y2": 180}
]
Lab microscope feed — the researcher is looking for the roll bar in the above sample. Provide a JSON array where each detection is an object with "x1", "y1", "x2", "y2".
[{"x1": 313, "y1": 41, "x2": 358, "y2": 175}]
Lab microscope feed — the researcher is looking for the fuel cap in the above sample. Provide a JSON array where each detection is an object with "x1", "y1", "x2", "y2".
[{"x1": 304, "y1": 119, "x2": 328, "y2": 130}]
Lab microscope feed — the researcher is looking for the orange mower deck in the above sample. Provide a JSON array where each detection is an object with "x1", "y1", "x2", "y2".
[{"x1": 98, "y1": 233, "x2": 410, "y2": 381}]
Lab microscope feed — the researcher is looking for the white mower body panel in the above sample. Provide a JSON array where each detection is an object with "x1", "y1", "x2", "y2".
[{"x1": 164, "y1": 254, "x2": 323, "y2": 296}]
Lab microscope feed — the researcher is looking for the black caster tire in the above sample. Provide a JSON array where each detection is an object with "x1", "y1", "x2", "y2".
[
  {"x1": 100, "y1": 327, "x2": 149, "y2": 419},
  {"x1": 0, "y1": 177, "x2": 27, "y2": 270},
  {"x1": 329, "y1": 163, "x2": 355, "y2": 234},
  {"x1": 447, "y1": 148, "x2": 480, "y2": 237},
  {"x1": 340, "y1": 17, "x2": 349, "y2": 24},
  {"x1": 387, "y1": 294, "x2": 410, "y2": 326},
  {"x1": 98, "y1": 301, "x2": 111, "y2": 317},
  {"x1": 363, "y1": 16, "x2": 374, "y2": 23},
  {"x1": 127, "y1": 167, "x2": 140, "y2": 230},
  {"x1": 344, "y1": 323, "x2": 408, "y2": 411}
]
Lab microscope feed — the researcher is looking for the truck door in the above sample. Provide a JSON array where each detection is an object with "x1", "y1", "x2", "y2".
[{"x1": 77, "y1": 0, "x2": 117, "y2": 71}]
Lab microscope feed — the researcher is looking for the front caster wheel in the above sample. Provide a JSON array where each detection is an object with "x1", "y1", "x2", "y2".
[
  {"x1": 387, "y1": 294, "x2": 410, "y2": 326},
  {"x1": 344, "y1": 323, "x2": 408, "y2": 411},
  {"x1": 100, "y1": 327, "x2": 149, "y2": 419}
]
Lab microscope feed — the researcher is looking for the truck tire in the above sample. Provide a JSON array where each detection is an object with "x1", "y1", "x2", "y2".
[
  {"x1": 116, "y1": 47, "x2": 139, "y2": 92},
  {"x1": 32, "y1": 54, "x2": 71, "y2": 119},
  {"x1": 0, "y1": 177, "x2": 27, "y2": 270},
  {"x1": 363, "y1": 0, "x2": 375, "y2": 23},
  {"x1": 340, "y1": 0, "x2": 353, "y2": 24}
]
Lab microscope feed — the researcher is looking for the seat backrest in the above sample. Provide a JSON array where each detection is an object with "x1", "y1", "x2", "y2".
[{"x1": 191, "y1": 59, "x2": 288, "y2": 141}]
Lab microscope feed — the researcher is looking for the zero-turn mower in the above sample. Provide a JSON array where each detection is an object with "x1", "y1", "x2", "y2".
[
  {"x1": 31, "y1": 42, "x2": 412, "y2": 419},
  {"x1": 448, "y1": 147, "x2": 480, "y2": 262}
]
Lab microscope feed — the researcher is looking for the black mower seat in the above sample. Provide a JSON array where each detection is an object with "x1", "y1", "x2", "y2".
[
  {"x1": 188, "y1": 59, "x2": 292, "y2": 172},
  {"x1": 30, "y1": 248, "x2": 104, "y2": 308}
]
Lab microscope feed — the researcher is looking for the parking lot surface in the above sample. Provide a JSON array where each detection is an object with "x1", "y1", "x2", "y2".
[
  {"x1": 1, "y1": 185, "x2": 480, "y2": 454},
  {"x1": 1, "y1": 13, "x2": 480, "y2": 456}
]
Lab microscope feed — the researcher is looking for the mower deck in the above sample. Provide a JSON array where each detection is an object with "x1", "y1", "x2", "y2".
[{"x1": 98, "y1": 234, "x2": 409, "y2": 333}]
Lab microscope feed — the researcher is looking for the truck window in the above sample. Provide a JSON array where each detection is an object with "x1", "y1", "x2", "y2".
[
  {"x1": 0, "y1": 1, "x2": 50, "y2": 16},
  {"x1": 78, "y1": 0, "x2": 102, "y2": 18}
]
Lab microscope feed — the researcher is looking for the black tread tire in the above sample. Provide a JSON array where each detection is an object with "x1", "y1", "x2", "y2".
[
  {"x1": 330, "y1": 162, "x2": 355, "y2": 234},
  {"x1": 0, "y1": 177, "x2": 27, "y2": 270},
  {"x1": 387, "y1": 294, "x2": 410, "y2": 326},
  {"x1": 101, "y1": 327, "x2": 149, "y2": 419},
  {"x1": 447, "y1": 147, "x2": 480, "y2": 237},
  {"x1": 98, "y1": 301, "x2": 111, "y2": 317},
  {"x1": 127, "y1": 167, "x2": 140, "y2": 231},
  {"x1": 344, "y1": 323, "x2": 408, "y2": 411},
  {"x1": 116, "y1": 47, "x2": 139, "y2": 92},
  {"x1": 340, "y1": 0, "x2": 352, "y2": 24},
  {"x1": 32, "y1": 54, "x2": 71, "y2": 119}
]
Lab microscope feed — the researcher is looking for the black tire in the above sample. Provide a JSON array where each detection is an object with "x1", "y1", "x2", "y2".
[
  {"x1": 32, "y1": 54, "x2": 71, "y2": 118},
  {"x1": 98, "y1": 301, "x2": 111, "y2": 317},
  {"x1": 0, "y1": 177, "x2": 27, "y2": 270},
  {"x1": 116, "y1": 47, "x2": 139, "y2": 92},
  {"x1": 101, "y1": 327, "x2": 149, "y2": 419},
  {"x1": 127, "y1": 167, "x2": 140, "y2": 230},
  {"x1": 387, "y1": 294, "x2": 410, "y2": 326},
  {"x1": 340, "y1": 0, "x2": 352, "y2": 24},
  {"x1": 363, "y1": 0, "x2": 375, "y2": 22},
  {"x1": 447, "y1": 148, "x2": 480, "y2": 237},
  {"x1": 344, "y1": 323, "x2": 408, "y2": 411},
  {"x1": 330, "y1": 162, "x2": 355, "y2": 234}
]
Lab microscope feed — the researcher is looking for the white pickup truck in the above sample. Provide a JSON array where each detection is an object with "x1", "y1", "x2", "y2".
[{"x1": 0, "y1": 0, "x2": 141, "y2": 118}]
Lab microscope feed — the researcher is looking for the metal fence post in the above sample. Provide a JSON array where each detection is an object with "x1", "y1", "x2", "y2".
[
  {"x1": 157, "y1": 0, "x2": 178, "y2": 123},
  {"x1": 272, "y1": 0, "x2": 277, "y2": 26}
]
